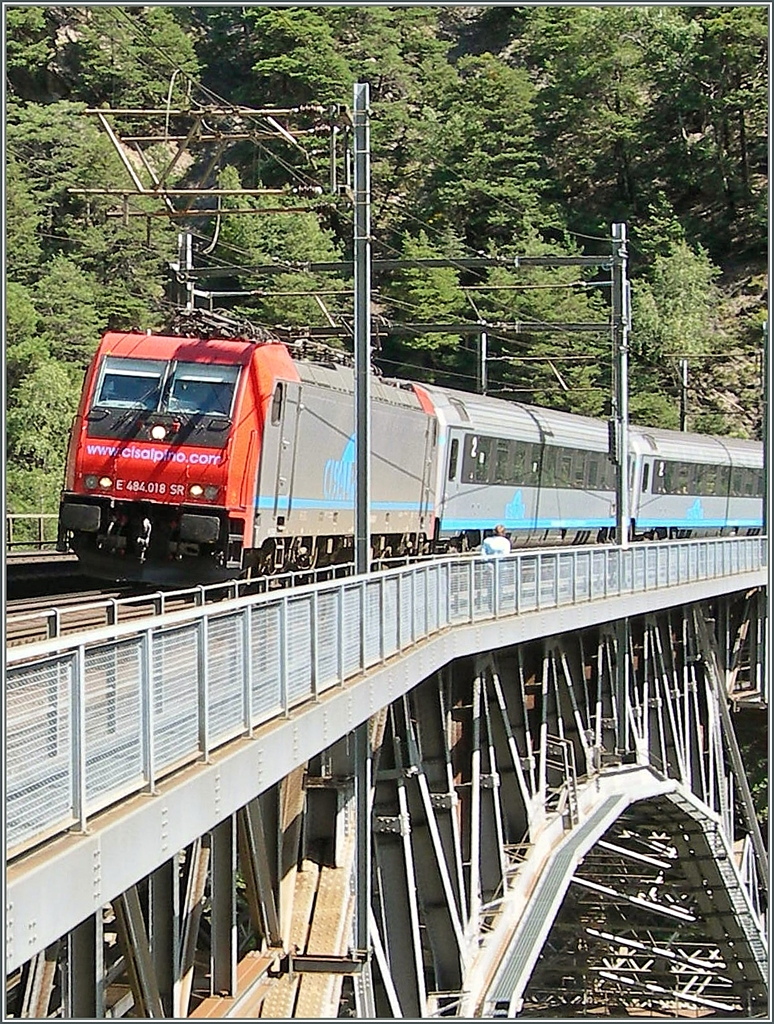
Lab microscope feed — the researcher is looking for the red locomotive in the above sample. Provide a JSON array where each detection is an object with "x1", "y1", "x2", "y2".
[{"x1": 58, "y1": 330, "x2": 438, "y2": 583}]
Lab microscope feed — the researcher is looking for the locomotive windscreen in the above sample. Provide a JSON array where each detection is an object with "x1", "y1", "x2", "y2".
[
  {"x1": 166, "y1": 363, "x2": 240, "y2": 417},
  {"x1": 92, "y1": 356, "x2": 240, "y2": 418},
  {"x1": 96, "y1": 357, "x2": 166, "y2": 410}
]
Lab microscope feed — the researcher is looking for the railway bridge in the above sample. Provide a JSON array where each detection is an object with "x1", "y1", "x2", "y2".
[{"x1": 5, "y1": 536, "x2": 769, "y2": 1018}]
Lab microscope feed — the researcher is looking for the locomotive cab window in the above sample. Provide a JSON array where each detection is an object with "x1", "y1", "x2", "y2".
[
  {"x1": 95, "y1": 357, "x2": 167, "y2": 410},
  {"x1": 448, "y1": 437, "x2": 459, "y2": 481},
  {"x1": 271, "y1": 382, "x2": 284, "y2": 425},
  {"x1": 166, "y1": 363, "x2": 240, "y2": 417}
]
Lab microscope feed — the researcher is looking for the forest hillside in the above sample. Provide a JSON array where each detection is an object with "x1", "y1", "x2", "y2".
[{"x1": 5, "y1": 5, "x2": 769, "y2": 515}]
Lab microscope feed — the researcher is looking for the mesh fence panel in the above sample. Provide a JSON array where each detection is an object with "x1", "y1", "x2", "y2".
[
  {"x1": 621, "y1": 550, "x2": 633, "y2": 591},
  {"x1": 474, "y1": 561, "x2": 494, "y2": 619},
  {"x1": 250, "y1": 604, "x2": 282, "y2": 720},
  {"x1": 557, "y1": 554, "x2": 574, "y2": 604},
  {"x1": 364, "y1": 581, "x2": 382, "y2": 667},
  {"x1": 382, "y1": 577, "x2": 399, "y2": 657},
  {"x1": 316, "y1": 590, "x2": 340, "y2": 691},
  {"x1": 426, "y1": 567, "x2": 439, "y2": 633},
  {"x1": 286, "y1": 599, "x2": 313, "y2": 705},
  {"x1": 539, "y1": 556, "x2": 557, "y2": 605},
  {"x1": 606, "y1": 551, "x2": 620, "y2": 594},
  {"x1": 575, "y1": 552, "x2": 590, "y2": 600},
  {"x1": 679, "y1": 544, "x2": 689, "y2": 580},
  {"x1": 84, "y1": 639, "x2": 143, "y2": 807},
  {"x1": 342, "y1": 586, "x2": 361, "y2": 677},
  {"x1": 413, "y1": 570, "x2": 427, "y2": 638},
  {"x1": 438, "y1": 564, "x2": 450, "y2": 626},
  {"x1": 519, "y1": 557, "x2": 537, "y2": 610},
  {"x1": 449, "y1": 562, "x2": 470, "y2": 622},
  {"x1": 498, "y1": 559, "x2": 517, "y2": 613},
  {"x1": 591, "y1": 551, "x2": 606, "y2": 598},
  {"x1": 152, "y1": 624, "x2": 200, "y2": 771},
  {"x1": 207, "y1": 614, "x2": 246, "y2": 744},
  {"x1": 707, "y1": 543, "x2": 716, "y2": 578},
  {"x1": 399, "y1": 573, "x2": 413, "y2": 647},
  {"x1": 6, "y1": 657, "x2": 74, "y2": 850},
  {"x1": 697, "y1": 544, "x2": 707, "y2": 579}
]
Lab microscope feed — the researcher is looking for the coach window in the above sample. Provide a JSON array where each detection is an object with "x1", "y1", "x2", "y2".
[
  {"x1": 512, "y1": 443, "x2": 527, "y2": 484},
  {"x1": 541, "y1": 446, "x2": 555, "y2": 486},
  {"x1": 495, "y1": 439, "x2": 512, "y2": 484},
  {"x1": 641, "y1": 462, "x2": 650, "y2": 493},
  {"x1": 448, "y1": 437, "x2": 459, "y2": 481},
  {"x1": 731, "y1": 467, "x2": 744, "y2": 497},
  {"x1": 474, "y1": 437, "x2": 493, "y2": 483},
  {"x1": 654, "y1": 461, "x2": 666, "y2": 493}
]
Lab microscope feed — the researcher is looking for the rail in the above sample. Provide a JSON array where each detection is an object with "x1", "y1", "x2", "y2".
[
  {"x1": 6, "y1": 513, "x2": 59, "y2": 550},
  {"x1": 6, "y1": 536, "x2": 767, "y2": 858}
]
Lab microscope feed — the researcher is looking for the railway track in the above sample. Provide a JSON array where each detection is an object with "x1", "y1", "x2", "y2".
[
  {"x1": 5, "y1": 549, "x2": 457, "y2": 648},
  {"x1": 5, "y1": 559, "x2": 373, "y2": 648}
]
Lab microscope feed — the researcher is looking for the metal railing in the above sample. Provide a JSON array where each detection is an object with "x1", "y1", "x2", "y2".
[
  {"x1": 6, "y1": 536, "x2": 767, "y2": 858},
  {"x1": 6, "y1": 513, "x2": 59, "y2": 551}
]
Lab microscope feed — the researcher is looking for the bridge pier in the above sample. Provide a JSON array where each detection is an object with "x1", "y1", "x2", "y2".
[{"x1": 6, "y1": 581, "x2": 767, "y2": 1017}]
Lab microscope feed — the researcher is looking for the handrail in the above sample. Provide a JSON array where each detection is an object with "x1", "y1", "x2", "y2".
[
  {"x1": 5, "y1": 536, "x2": 767, "y2": 858},
  {"x1": 6, "y1": 513, "x2": 59, "y2": 550}
]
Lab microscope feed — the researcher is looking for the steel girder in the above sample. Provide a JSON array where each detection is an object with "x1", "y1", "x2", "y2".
[{"x1": 4, "y1": 594, "x2": 767, "y2": 1018}]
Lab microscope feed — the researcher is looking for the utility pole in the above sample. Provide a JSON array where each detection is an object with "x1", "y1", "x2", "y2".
[
  {"x1": 679, "y1": 358, "x2": 689, "y2": 431},
  {"x1": 762, "y1": 321, "x2": 769, "y2": 708},
  {"x1": 477, "y1": 326, "x2": 488, "y2": 395},
  {"x1": 610, "y1": 223, "x2": 630, "y2": 549},
  {"x1": 353, "y1": 83, "x2": 371, "y2": 578},
  {"x1": 611, "y1": 223, "x2": 631, "y2": 760},
  {"x1": 171, "y1": 231, "x2": 195, "y2": 310},
  {"x1": 351, "y1": 83, "x2": 374, "y2": 1016}
]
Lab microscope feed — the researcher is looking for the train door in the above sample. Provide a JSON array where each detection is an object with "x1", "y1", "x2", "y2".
[
  {"x1": 419, "y1": 417, "x2": 438, "y2": 529},
  {"x1": 273, "y1": 381, "x2": 302, "y2": 522}
]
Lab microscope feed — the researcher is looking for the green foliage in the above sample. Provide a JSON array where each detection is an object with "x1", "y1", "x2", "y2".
[
  {"x1": 4, "y1": 6, "x2": 57, "y2": 98},
  {"x1": 32, "y1": 255, "x2": 104, "y2": 368},
  {"x1": 417, "y1": 54, "x2": 550, "y2": 247},
  {"x1": 633, "y1": 241, "x2": 726, "y2": 362},
  {"x1": 61, "y1": 7, "x2": 199, "y2": 108},
  {"x1": 6, "y1": 361, "x2": 82, "y2": 510},
  {"x1": 3, "y1": 5, "x2": 767, "y2": 513},
  {"x1": 208, "y1": 165, "x2": 347, "y2": 327},
  {"x1": 378, "y1": 230, "x2": 469, "y2": 383},
  {"x1": 5, "y1": 154, "x2": 43, "y2": 282},
  {"x1": 241, "y1": 7, "x2": 351, "y2": 105},
  {"x1": 5, "y1": 282, "x2": 46, "y2": 391}
]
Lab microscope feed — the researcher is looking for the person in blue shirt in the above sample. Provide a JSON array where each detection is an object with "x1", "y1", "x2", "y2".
[{"x1": 481, "y1": 524, "x2": 511, "y2": 558}]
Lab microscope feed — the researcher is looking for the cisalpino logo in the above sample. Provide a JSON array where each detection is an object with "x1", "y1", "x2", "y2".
[
  {"x1": 323, "y1": 435, "x2": 355, "y2": 502},
  {"x1": 85, "y1": 443, "x2": 221, "y2": 466}
]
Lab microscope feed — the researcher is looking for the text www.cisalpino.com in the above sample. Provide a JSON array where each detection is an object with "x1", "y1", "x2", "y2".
[{"x1": 85, "y1": 443, "x2": 222, "y2": 466}]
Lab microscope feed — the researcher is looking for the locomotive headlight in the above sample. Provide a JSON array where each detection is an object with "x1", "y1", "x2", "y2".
[
  {"x1": 204, "y1": 486, "x2": 219, "y2": 501},
  {"x1": 150, "y1": 424, "x2": 167, "y2": 441},
  {"x1": 188, "y1": 484, "x2": 204, "y2": 497},
  {"x1": 98, "y1": 476, "x2": 113, "y2": 489},
  {"x1": 84, "y1": 475, "x2": 98, "y2": 490}
]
